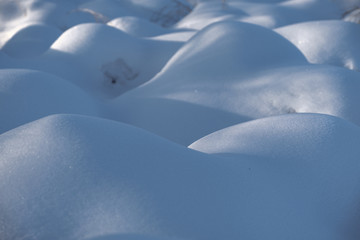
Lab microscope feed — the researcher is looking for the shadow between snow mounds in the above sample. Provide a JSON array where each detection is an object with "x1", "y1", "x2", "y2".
[{"x1": 106, "y1": 97, "x2": 251, "y2": 146}]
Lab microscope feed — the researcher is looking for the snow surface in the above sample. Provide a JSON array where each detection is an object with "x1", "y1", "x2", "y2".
[
  {"x1": 276, "y1": 20, "x2": 360, "y2": 71},
  {"x1": 1, "y1": 0, "x2": 360, "y2": 240},
  {"x1": 2, "y1": 114, "x2": 360, "y2": 240}
]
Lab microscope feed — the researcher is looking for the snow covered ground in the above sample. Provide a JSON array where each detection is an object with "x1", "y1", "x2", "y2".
[{"x1": 1, "y1": 0, "x2": 360, "y2": 239}]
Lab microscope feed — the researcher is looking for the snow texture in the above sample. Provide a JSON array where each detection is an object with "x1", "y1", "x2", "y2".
[{"x1": 1, "y1": 0, "x2": 360, "y2": 240}]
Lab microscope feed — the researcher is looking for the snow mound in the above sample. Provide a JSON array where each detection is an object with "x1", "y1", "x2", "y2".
[
  {"x1": 190, "y1": 113, "x2": 360, "y2": 161},
  {"x1": 276, "y1": 20, "x2": 360, "y2": 71},
  {"x1": 51, "y1": 23, "x2": 137, "y2": 56},
  {"x1": 174, "y1": 2, "x2": 247, "y2": 30},
  {"x1": 176, "y1": 0, "x2": 342, "y2": 29},
  {"x1": 112, "y1": 21, "x2": 298, "y2": 144},
  {"x1": 106, "y1": 22, "x2": 360, "y2": 145},
  {"x1": 107, "y1": 16, "x2": 169, "y2": 37},
  {"x1": 237, "y1": 0, "x2": 341, "y2": 28},
  {"x1": 0, "y1": 69, "x2": 97, "y2": 134},
  {"x1": 0, "y1": 114, "x2": 243, "y2": 240},
  {"x1": 113, "y1": 64, "x2": 360, "y2": 145},
  {"x1": 190, "y1": 113, "x2": 360, "y2": 239},
  {"x1": 2, "y1": 114, "x2": 360, "y2": 240},
  {"x1": 47, "y1": 23, "x2": 181, "y2": 97},
  {"x1": 161, "y1": 20, "x2": 307, "y2": 77},
  {"x1": 2, "y1": 23, "x2": 62, "y2": 58}
]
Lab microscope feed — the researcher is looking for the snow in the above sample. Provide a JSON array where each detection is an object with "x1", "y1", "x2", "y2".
[
  {"x1": 189, "y1": 113, "x2": 360, "y2": 160},
  {"x1": 190, "y1": 113, "x2": 360, "y2": 239},
  {"x1": 276, "y1": 20, "x2": 360, "y2": 71},
  {"x1": 105, "y1": 21, "x2": 360, "y2": 145},
  {"x1": 0, "y1": 23, "x2": 182, "y2": 98},
  {"x1": 107, "y1": 16, "x2": 170, "y2": 37},
  {"x1": 2, "y1": 114, "x2": 360, "y2": 240},
  {"x1": 175, "y1": 0, "x2": 342, "y2": 29},
  {"x1": 0, "y1": 69, "x2": 98, "y2": 134},
  {"x1": 0, "y1": 114, "x2": 255, "y2": 239},
  {"x1": 2, "y1": 23, "x2": 62, "y2": 58},
  {"x1": 1, "y1": 0, "x2": 360, "y2": 239},
  {"x1": 49, "y1": 23, "x2": 181, "y2": 97}
]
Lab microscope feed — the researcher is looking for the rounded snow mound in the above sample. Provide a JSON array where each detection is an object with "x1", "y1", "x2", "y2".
[
  {"x1": 189, "y1": 113, "x2": 360, "y2": 240},
  {"x1": 0, "y1": 113, "x2": 245, "y2": 240},
  {"x1": 0, "y1": 114, "x2": 193, "y2": 239},
  {"x1": 2, "y1": 23, "x2": 62, "y2": 58},
  {"x1": 50, "y1": 23, "x2": 136, "y2": 56},
  {"x1": 276, "y1": 20, "x2": 360, "y2": 71},
  {"x1": 49, "y1": 23, "x2": 181, "y2": 98},
  {"x1": 161, "y1": 21, "x2": 307, "y2": 75},
  {"x1": 0, "y1": 69, "x2": 97, "y2": 133},
  {"x1": 190, "y1": 113, "x2": 360, "y2": 161},
  {"x1": 108, "y1": 16, "x2": 169, "y2": 37},
  {"x1": 174, "y1": 2, "x2": 248, "y2": 30}
]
